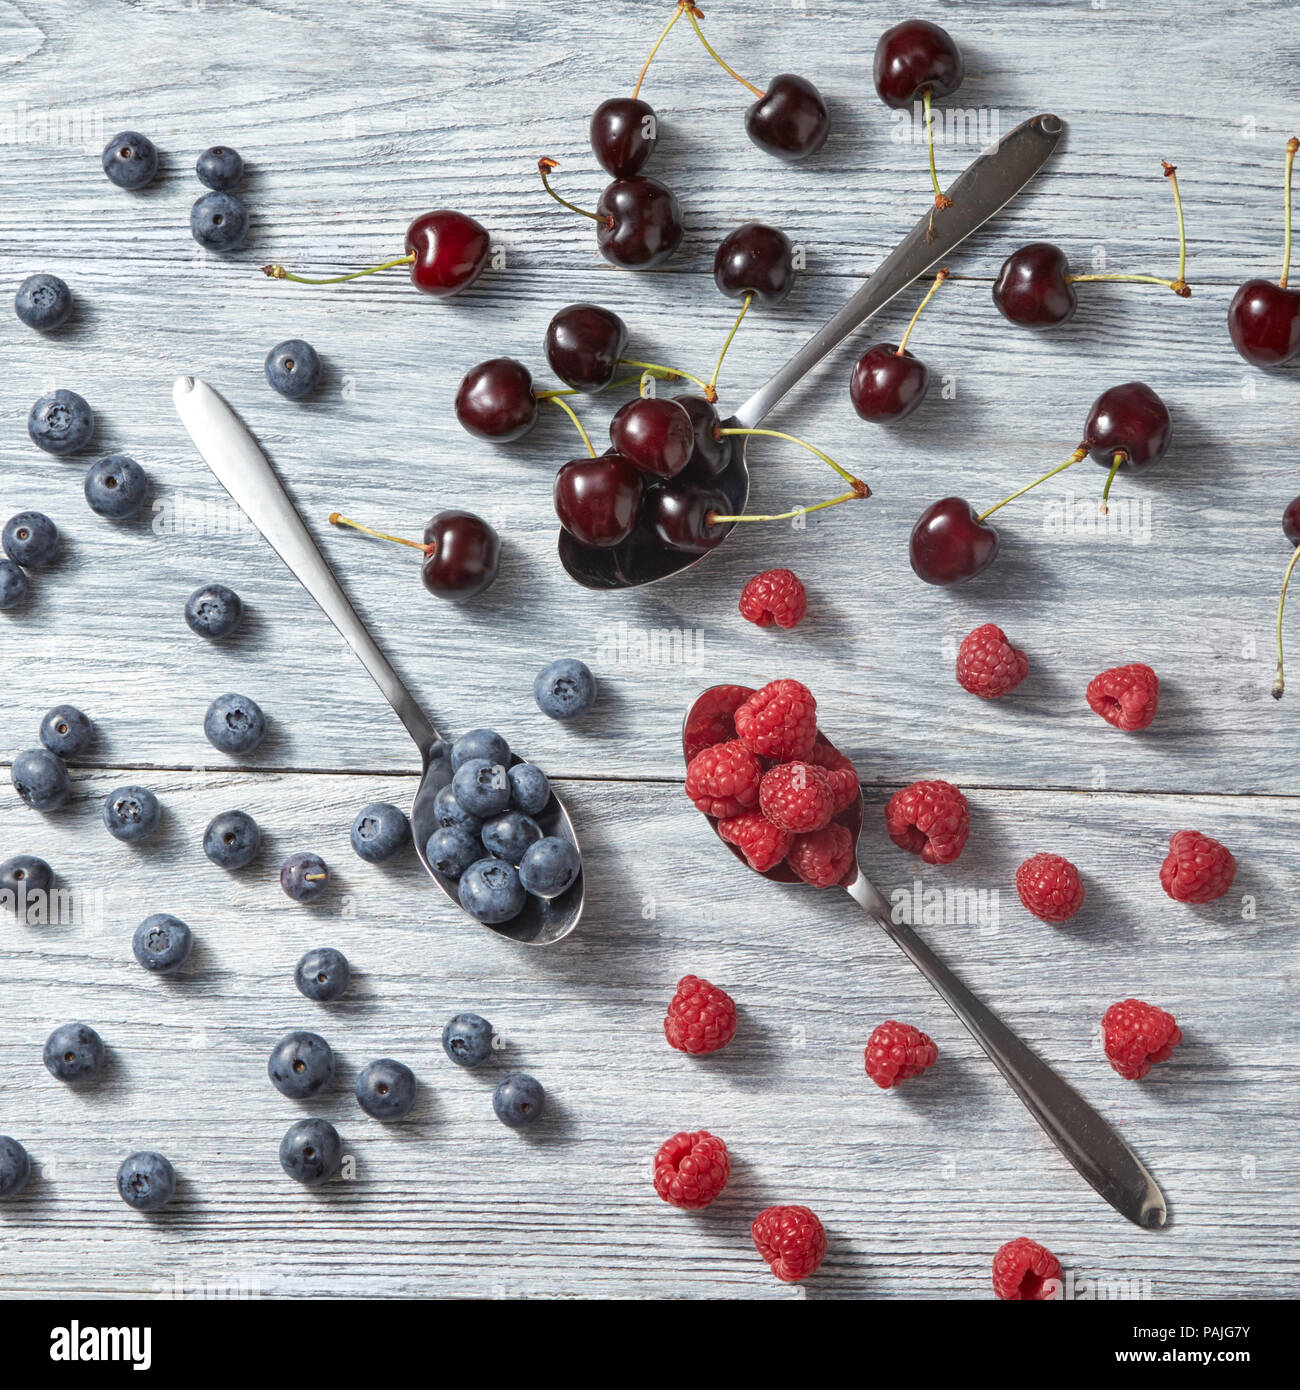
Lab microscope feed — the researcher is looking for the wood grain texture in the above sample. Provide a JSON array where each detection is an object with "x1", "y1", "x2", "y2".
[{"x1": 0, "y1": 0, "x2": 1297, "y2": 1300}]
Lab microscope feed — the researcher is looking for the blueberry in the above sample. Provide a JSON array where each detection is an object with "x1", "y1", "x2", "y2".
[
  {"x1": 1, "y1": 854, "x2": 53, "y2": 918},
  {"x1": 508, "y1": 763, "x2": 550, "y2": 816},
  {"x1": 452, "y1": 758, "x2": 511, "y2": 818},
  {"x1": 39, "y1": 705, "x2": 92, "y2": 758},
  {"x1": 493, "y1": 1073, "x2": 545, "y2": 1128},
  {"x1": 102, "y1": 785, "x2": 161, "y2": 842},
  {"x1": 0, "y1": 1136, "x2": 30, "y2": 1199},
  {"x1": 281, "y1": 851, "x2": 328, "y2": 902},
  {"x1": 425, "y1": 825, "x2": 481, "y2": 878},
  {"x1": 116, "y1": 1151, "x2": 176, "y2": 1212},
  {"x1": 295, "y1": 947, "x2": 350, "y2": 1002},
  {"x1": 265, "y1": 339, "x2": 321, "y2": 400},
  {"x1": 434, "y1": 782, "x2": 482, "y2": 835},
  {"x1": 203, "y1": 809, "x2": 260, "y2": 869},
  {"x1": 2, "y1": 512, "x2": 58, "y2": 568},
  {"x1": 11, "y1": 748, "x2": 70, "y2": 812},
  {"x1": 0, "y1": 559, "x2": 28, "y2": 610},
  {"x1": 204, "y1": 692, "x2": 266, "y2": 755},
  {"x1": 14, "y1": 273, "x2": 72, "y2": 331},
  {"x1": 458, "y1": 857, "x2": 525, "y2": 924},
  {"x1": 84, "y1": 454, "x2": 147, "y2": 519},
  {"x1": 349, "y1": 801, "x2": 410, "y2": 863},
  {"x1": 518, "y1": 836, "x2": 581, "y2": 899},
  {"x1": 441, "y1": 1012, "x2": 494, "y2": 1068},
  {"x1": 451, "y1": 728, "x2": 510, "y2": 772},
  {"x1": 481, "y1": 810, "x2": 542, "y2": 865},
  {"x1": 102, "y1": 131, "x2": 158, "y2": 190},
  {"x1": 355, "y1": 1058, "x2": 416, "y2": 1122},
  {"x1": 534, "y1": 657, "x2": 597, "y2": 719},
  {"x1": 191, "y1": 191, "x2": 248, "y2": 252},
  {"x1": 185, "y1": 583, "x2": 242, "y2": 638},
  {"x1": 268, "y1": 1030, "x2": 335, "y2": 1100},
  {"x1": 43, "y1": 1022, "x2": 104, "y2": 1082},
  {"x1": 132, "y1": 913, "x2": 193, "y2": 974},
  {"x1": 195, "y1": 145, "x2": 243, "y2": 191},
  {"x1": 279, "y1": 1118, "x2": 342, "y2": 1186},
  {"x1": 28, "y1": 389, "x2": 94, "y2": 456}
]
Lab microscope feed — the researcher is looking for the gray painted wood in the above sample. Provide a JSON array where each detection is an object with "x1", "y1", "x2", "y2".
[{"x1": 1, "y1": 0, "x2": 1297, "y2": 1299}]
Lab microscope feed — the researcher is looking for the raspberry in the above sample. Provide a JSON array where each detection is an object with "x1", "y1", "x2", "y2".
[
  {"x1": 734, "y1": 679, "x2": 817, "y2": 761},
  {"x1": 683, "y1": 684, "x2": 754, "y2": 762},
  {"x1": 885, "y1": 779, "x2": 969, "y2": 864},
  {"x1": 758, "y1": 761, "x2": 834, "y2": 833},
  {"x1": 664, "y1": 975, "x2": 738, "y2": 1055},
  {"x1": 751, "y1": 1205, "x2": 826, "y2": 1282},
  {"x1": 864, "y1": 1019, "x2": 938, "y2": 1088},
  {"x1": 806, "y1": 743, "x2": 860, "y2": 813},
  {"x1": 739, "y1": 568, "x2": 807, "y2": 629},
  {"x1": 1086, "y1": 662, "x2": 1159, "y2": 731},
  {"x1": 787, "y1": 822, "x2": 855, "y2": 887},
  {"x1": 1101, "y1": 998, "x2": 1182, "y2": 1080},
  {"x1": 992, "y1": 1237, "x2": 1062, "y2": 1301},
  {"x1": 956, "y1": 622, "x2": 1028, "y2": 698},
  {"x1": 1015, "y1": 852, "x2": 1085, "y2": 922},
  {"x1": 1159, "y1": 829, "x2": 1236, "y2": 903},
  {"x1": 684, "y1": 739, "x2": 761, "y2": 818},
  {"x1": 652, "y1": 1130, "x2": 730, "y2": 1209},
  {"x1": 718, "y1": 808, "x2": 791, "y2": 872}
]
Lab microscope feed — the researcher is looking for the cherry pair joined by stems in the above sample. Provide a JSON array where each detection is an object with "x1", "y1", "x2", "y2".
[
  {"x1": 328, "y1": 510, "x2": 501, "y2": 600},
  {"x1": 262, "y1": 210, "x2": 490, "y2": 297},
  {"x1": 909, "y1": 382, "x2": 1172, "y2": 585},
  {"x1": 1229, "y1": 136, "x2": 1300, "y2": 368},
  {"x1": 537, "y1": 159, "x2": 684, "y2": 270},
  {"x1": 993, "y1": 163, "x2": 1190, "y2": 328},
  {"x1": 1271, "y1": 495, "x2": 1300, "y2": 698},
  {"x1": 850, "y1": 267, "x2": 948, "y2": 424}
]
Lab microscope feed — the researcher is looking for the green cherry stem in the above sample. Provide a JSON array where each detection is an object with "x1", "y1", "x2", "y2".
[
  {"x1": 978, "y1": 445, "x2": 1089, "y2": 522},
  {"x1": 896, "y1": 268, "x2": 949, "y2": 354},
  {"x1": 541, "y1": 394, "x2": 596, "y2": 457},
  {"x1": 1273, "y1": 543, "x2": 1300, "y2": 699},
  {"x1": 1279, "y1": 137, "x2": 1299, "y2": 288},
  {"x1": 262, "y1": 254, "x2": 414, "y2": 285},
  {"x1": 708, "y1": 487, "x2": 867, "y2": 525},
  {"x1": 1099, "y1": 451, "x2": 1125, "y2": 516},
  {"x1": 537, "y1": 159, "x2": 612, "y2": 226},
  {"x1": 682, "y1": 3, "x2": 765, "y2": 99},
  {"x1": 717, "y1": 427, "x2": 864, "y2": 490},
  {"x1": 632, "y1": 2, "x2": 687, "y2": 99},
  {"x1": 922, "y1": 88, "x2": 953, "y2": 212},
  {"x1": 708, "y1": 292, "x2": 752, "y2": 394},
  {"x1": 618, "y1": 358, "x2": 715, "y2": 399},
  {"x1": 328, "y1": 513, "x2": 432, "y2": 556},
  {"x1": 1066, "y1": 162, "x2": 1191, "y2": 298}
]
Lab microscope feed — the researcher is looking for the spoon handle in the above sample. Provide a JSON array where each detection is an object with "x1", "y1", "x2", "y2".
[
  {"x1": 844, "y1": 875, "x2": 1167, "y2": 1229},
  {"x1": 172, "y1": 376, "x2": 441, "y2": 756}
]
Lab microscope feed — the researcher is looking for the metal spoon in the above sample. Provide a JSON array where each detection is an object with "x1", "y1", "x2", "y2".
[
  {"x1": 561, "y1": 113, "x2": 1064, "y2": 590},
  {"x1": 173, "y1": 376, "x2": 583, "y2": 946},
  {"x1": 683, "y1": 685, "x2": 1167, "y2": 1228}
]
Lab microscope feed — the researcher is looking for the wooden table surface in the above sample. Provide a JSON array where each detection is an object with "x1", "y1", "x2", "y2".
[{"x1": 0, "y1": 0, "x2": 1296, "y2": 1300}]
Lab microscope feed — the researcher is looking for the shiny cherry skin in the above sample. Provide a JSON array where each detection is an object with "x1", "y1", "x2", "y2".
[
  {"x1": 910, "y1": 497, "x2": 999, "y2": 585},
  {"x1": 609, "y1": 397, "x2": 694, "y2": 479},
  {"x1": 1083, "y1": 382, "x2": 1171, "y2": 469},
  {"x1": 455, "y1": 358, "x2": 537, "y2": 441},
  {"x1": 554, "y1": 453, "x2": 644, "y2": 548},
  {"x1": 590, "y1": 97, "x2": 657, "y2": 178},
  {"x1": 744, "y1": 74, "x2": 830, "y2": 163},
  {"x1": 674, "y1": 394, "x2": 732, "y2": 476},
  {"x1": 850, "y1": 344, "x2": 928, "y2": 424},
  {"x1": 421, "y1": 510, "x2": 500, "y2": 600},
  {"x1": 992, "y1": 243, "x2": 1076, "y2": 328},
  {"x1": 644, "y1": 481, "x2": 730, "y2": 553},
  {"x1": 1228, "y1": 279, "x2": 1300, "y2": 367},
  {"x1": 595, "y1": 176, "x2": 683, "y2": 270},
  {"x1": 1284, "y1": 495, "x2": 1300, "y2": 547},
  {"x1": 713, "y1": 222, "x2": 795, "y2": 304},
  {"x1": 404, "y1": 211, "x2": 491, "y2": 297},
  {"x1": 873, "y1": 19, "x2": 964, "y2": 107},
  {"x1": 545, "y1": 303, "x2": 628, "y2": 393}
]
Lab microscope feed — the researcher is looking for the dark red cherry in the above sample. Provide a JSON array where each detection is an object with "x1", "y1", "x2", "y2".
[
  {"x1": 595, "y1": 176, "x2": 684, "y2": 270},
  {"x1": 554, "y1": 453, "x2": 644, "y2": 548},
  {"x1": 909, "y1": 497, "x2": 999, "y2": 585},
  {"x1": 1083, "y1": 382, "x2": 1171, "y2": 469},
  {"x1": 590, "y1": 97, "x2": 657, "y2": 178},
  {"x1": 850, "y1": 344, "x2": 928, "y2": 424},
  {"x1": 545, "y1": 303, "x2": 628, "y2": 393},
  {"x1": 609, "y1": 397, "x2": 694, "y2": 479},
  {"x1": 1228, "y1": 279, "x2": 1300, "y2": 367},
  {"x1": 713, "y1": 222, "x2": 795, "y2": 304},
  {"x1": 644, "y1": 481, "x2": 730, "y2": 553},
  {"x1": 992, "y1": 243, "x2": 1077, "y2": 328},
  {"x1": 873, "y1": 19, "x2": 964, "y2": 108},
  {"x1": 421, "y1": 510, "x2": 500, "y2": 600},
  {"x1": 1285, "y1": 495, "x2": 1300, "y2": 547},
  {"x1": 454, "y1": 358, "x2": 537, "y2": 441},
  {"x1": 744, "y1": 74, "x2": 830, "y2": 163},
  {"x1": 673, "y1": 394, "x2": 732, "y2": 476},
  {"x1": 403, "y1": 211, "x2": 491, "y2": 297}
]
